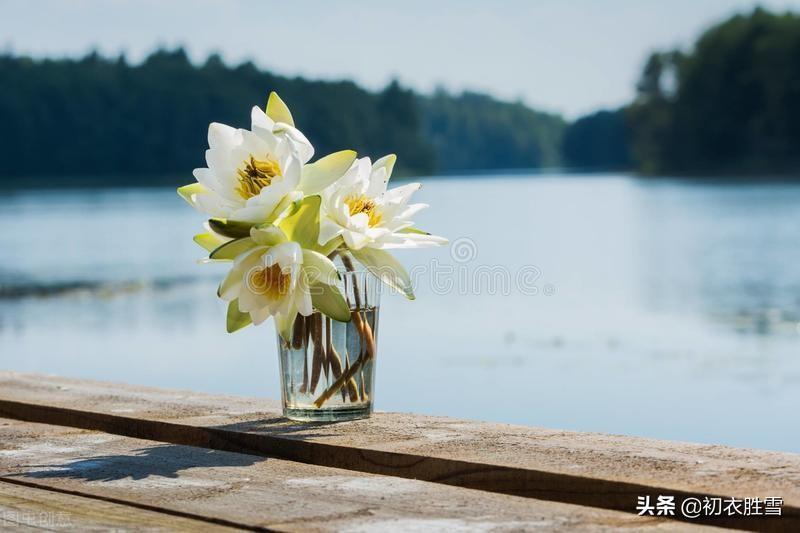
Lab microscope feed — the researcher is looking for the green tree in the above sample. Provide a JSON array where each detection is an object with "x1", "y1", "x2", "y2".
[
  {"x1": 0, "y1": 50, "x2": 565, "y2": 186},
  {"x1": 629, "y1": 8, "x2": 800, "y2": 174},
  {"x1": 562, "y1": 109, "x2": 632, "y2": 170}
]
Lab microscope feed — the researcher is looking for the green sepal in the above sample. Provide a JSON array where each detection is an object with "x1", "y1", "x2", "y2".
[
  {"x1": 209, "y1": 218, "x2": 255, "y2": 239},
  {"x1": 399, "y1": 226, "x2": 431, "y2": 235},
  {"x1": 226, "y1": 300, "x2": 252, "y2": 333},
  {"x1": 193, "y1": 232, "x2": 227, "y2": 252},
  {"x1": 177, "y1": 183, "x2": 205, "y2": 206},
  {"x1": 310, "y1": 282, "x2": 351, "y2": 322},
  {"x1": 266, "y1": 92, "x2": 295, "y2": 127},
  {"x1": 351, "y1": 247, "x2": 415, "y2": 300},
  {"x1": 209, "y1": 237, "x2": 257, "y2": 261},
  {"x1": 278, "y1": 195, "x2": 321, "y2": 250},
  {"x1": 318, "y1": 236, "x2": 344, "y2": 257}
]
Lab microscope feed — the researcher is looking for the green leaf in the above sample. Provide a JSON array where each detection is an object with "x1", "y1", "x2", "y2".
[
  {"x1": 209, "y1": 237, "x2": 256, "y2": 260},
  {"x1": 193, "y1": 232, "x2": 228, "y2": 252},
  {"x1": 298, "y1": 150, "x2": 356, "y2": 194},
  {"x1": 226, "y1": 300, "x2": 252, "y2": 333},
  {"x1": 177, "y1": 183, "x2": 206, "y2": 206},
  {"x1": 351, "y1": 248, "x2": 415, "y2": 300},
  {"x1": 310, "y1": 282, "x2": 351, "y2": 322},
  {"x1": 278, "y1": 195, "x2": 320, "y2": 249},
  {"x1": 250, "y1": 225, "x2": 287, "y2": 246},
  {"x1": 302, "y1": 249, "x2": 339, "y2": 286},
  {"x1": 266, "y1": 92, "x2": 294, "y2": 127},
  {"x1": 318, "y1": 236, "x2": 344, "y2": 257},
  {"x1": 263, "y1": 191, "x2": 300, "y2": 224},
  {"x1": 208, "y1": 218, "x2": 255, "y2": 239}
]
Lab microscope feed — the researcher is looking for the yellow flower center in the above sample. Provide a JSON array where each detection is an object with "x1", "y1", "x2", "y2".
[
  {"x1": 345, "y1": 194, "x2": 382, "y2": 227},
  {"x1": 236, "y1": 155, "x2": 282, "y2": 199},
  {"x1": 247, "y1": 263, "x2": 290, "y2": 300}
]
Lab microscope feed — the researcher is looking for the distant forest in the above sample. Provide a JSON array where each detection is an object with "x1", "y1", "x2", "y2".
[
  {"x1": 568, "y1": 8, "x2": 800, "y2": 175},
  {"x1": 1, "y1": 7, "x2": 798, "y2": 185},
  {"x1": 0, "y1": 49, "x2": 564, "y2": 185}
]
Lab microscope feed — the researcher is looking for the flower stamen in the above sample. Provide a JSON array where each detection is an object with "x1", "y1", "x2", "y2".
[
  {"x1": 237, "y1": 155, "x2": 281, "y2": 199},
  {"x1": 345, "y1": 194, "x2": 382, "y2": 226},
  {"x1": 247, "y1": 263, "x2": 290, "y2": 299}
]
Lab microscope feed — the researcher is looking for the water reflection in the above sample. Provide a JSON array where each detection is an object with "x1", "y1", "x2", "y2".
[{"x1": 1, "y1": 176, "x2": 799, "y2": 452}]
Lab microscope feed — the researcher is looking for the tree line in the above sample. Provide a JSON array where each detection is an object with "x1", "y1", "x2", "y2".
[
  {"x1": 2, "y1": 7, "x2": 796, "y2": 183},
  {"x1": 0, "y1": 49, "x2": 564, "y2": 186},
  {"x1": 565, "y1": 8, "x2": 800, "y2": 175}
]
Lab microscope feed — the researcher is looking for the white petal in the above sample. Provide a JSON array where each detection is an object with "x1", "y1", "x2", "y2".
[
  {"x1": 365, "y1": 167, "x2": 389, "y2": 197},
  {"x1": 194, "y1": 191, "x2": 239, "y2": 218},
  {"x1": 249, "y1": 176, "x2": 289, "y2": 207},
  {"x1": 384, "y1": 183, "x2": 421, "y2": 205},
  {"x1": 208, "y1": 122, "x2": 241, "y2": 151},
  {"x1": 371, "y1": 154, "x2": 397, "y2": 179},
  {"x1": 250, "y1": 105, "x2": 275, "y2": 135},
  {"x1": 295, "y1": 283, "x2": 313, "y2": 316},
  {"x1": 230, "y1": 204, "x2": 274, "y2": 223},
  {"x1": 397, "y1": 202, "x2": 428, "y2": 220},
  {"x1": 204, "y1": 153, "x2": 242, "y2": 201},
  {"x1": 266, "y1": 241, "x2": 303, "y2": 271},
  {"x1": 233, "y1": 245, "x2": 268, "y2": 268},
  {"x1": 342, "y1": 229, "x2": 370, "y2": 250},
  {"x1": 380, "y1": 232, "x2": 449, "y2": 249},
  {"x1": 349, "y1": 212, "x2": 370, "y2": 231},
  {"x1": 273, "y1": 123, "x2": 314, "y2": 163},
  {"x1": 238, "y1": 285, "x2": 265, "y2": 312},
  {"x1": 318, "y1": 218, "x2": 345, "y2": 246},
  {"x1": 238, "y1": 130, "x2": 271, "y2": 160},
  {"x1": 192, "y1": 167, "x2": 221, "y2": 192},
  {"x1": 250, "y1": 305, "x2": 272, "y2": 325},
  {"x1": 354, "y1": 158, "x2": 372, "y2": 194},
  {"x1": 218, "y1": 268, "x2": 242, "y2": 301},
  {"x1": 280, "y1": 155, "x2": 302, "y2": 191}
]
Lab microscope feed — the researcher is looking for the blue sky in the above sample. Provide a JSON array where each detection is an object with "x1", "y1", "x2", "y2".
[{"x1": 2, "y1": 0, "x2": 799, "y2": 117}]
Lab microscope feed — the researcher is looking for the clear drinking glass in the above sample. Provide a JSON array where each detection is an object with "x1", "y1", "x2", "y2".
[{"x1": 277, "y1": 267, "x2": 379, "y2": 421}]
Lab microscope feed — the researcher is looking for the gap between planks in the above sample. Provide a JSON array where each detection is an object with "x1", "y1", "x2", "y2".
[
  {"x1": 0, "y1": 477, "x2": 253, "y2": 532},
  {"x1": 0, "y1": 397, "x2": 794, "y2": 532}
]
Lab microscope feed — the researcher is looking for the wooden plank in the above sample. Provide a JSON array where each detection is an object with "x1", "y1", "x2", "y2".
[
  {"x1": 0, "y1": 475, "x2": 239, "y2": 532},
  {"x1": 0, "y1": 419, "x2": 698, "y2": 531},
  {"x1": 0, "y1": 371, "x2": 796, "y2": 531}
]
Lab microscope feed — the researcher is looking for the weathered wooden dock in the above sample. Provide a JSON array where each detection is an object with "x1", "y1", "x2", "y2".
[{"x1": 0, "y1": 371, "x2": 796, "y2": 531}]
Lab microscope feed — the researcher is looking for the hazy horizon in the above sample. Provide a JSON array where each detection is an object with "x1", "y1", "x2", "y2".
[{"x1": 3, "y1": 0, "x2": 800, "y2": 118}]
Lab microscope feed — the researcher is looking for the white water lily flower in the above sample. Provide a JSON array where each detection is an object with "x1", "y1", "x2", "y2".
[
  {"x1": 219, "y1": 226, "x2": 349, "y2": 337},
  {"x1": 318, "y1": 155, "x2": 447, "y2": 251},
  {"x1": 179, "y1": 93, "x2": 355, "y2": 224},
  {"x1": 217, "y1": 225, "x2": 349, "y2": 337}
]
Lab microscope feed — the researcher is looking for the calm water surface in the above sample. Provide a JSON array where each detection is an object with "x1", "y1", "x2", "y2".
[{"x1": 2, "y1": 174, "x2": 799, "y2": 452}]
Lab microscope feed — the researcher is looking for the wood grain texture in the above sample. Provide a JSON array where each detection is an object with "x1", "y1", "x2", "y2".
[
  {"x1": 0, "y1": 371, "x2": 796, "y2": 531},
  {"x1": 0, "y1": 476, "x2": 239, "y2": 532},
  {"x1": 0, "y1": 419, "x2": 698, "y2": 532}
]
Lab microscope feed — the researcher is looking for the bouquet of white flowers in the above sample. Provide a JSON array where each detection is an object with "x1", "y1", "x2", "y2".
[{"x1": 178, "y1": 93, "x2": 446, "y2": 420}]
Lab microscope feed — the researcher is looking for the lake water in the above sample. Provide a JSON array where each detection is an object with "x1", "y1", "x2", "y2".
[{"x1": 2, "y1": 173, "x2": 799, "y2": 452}]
